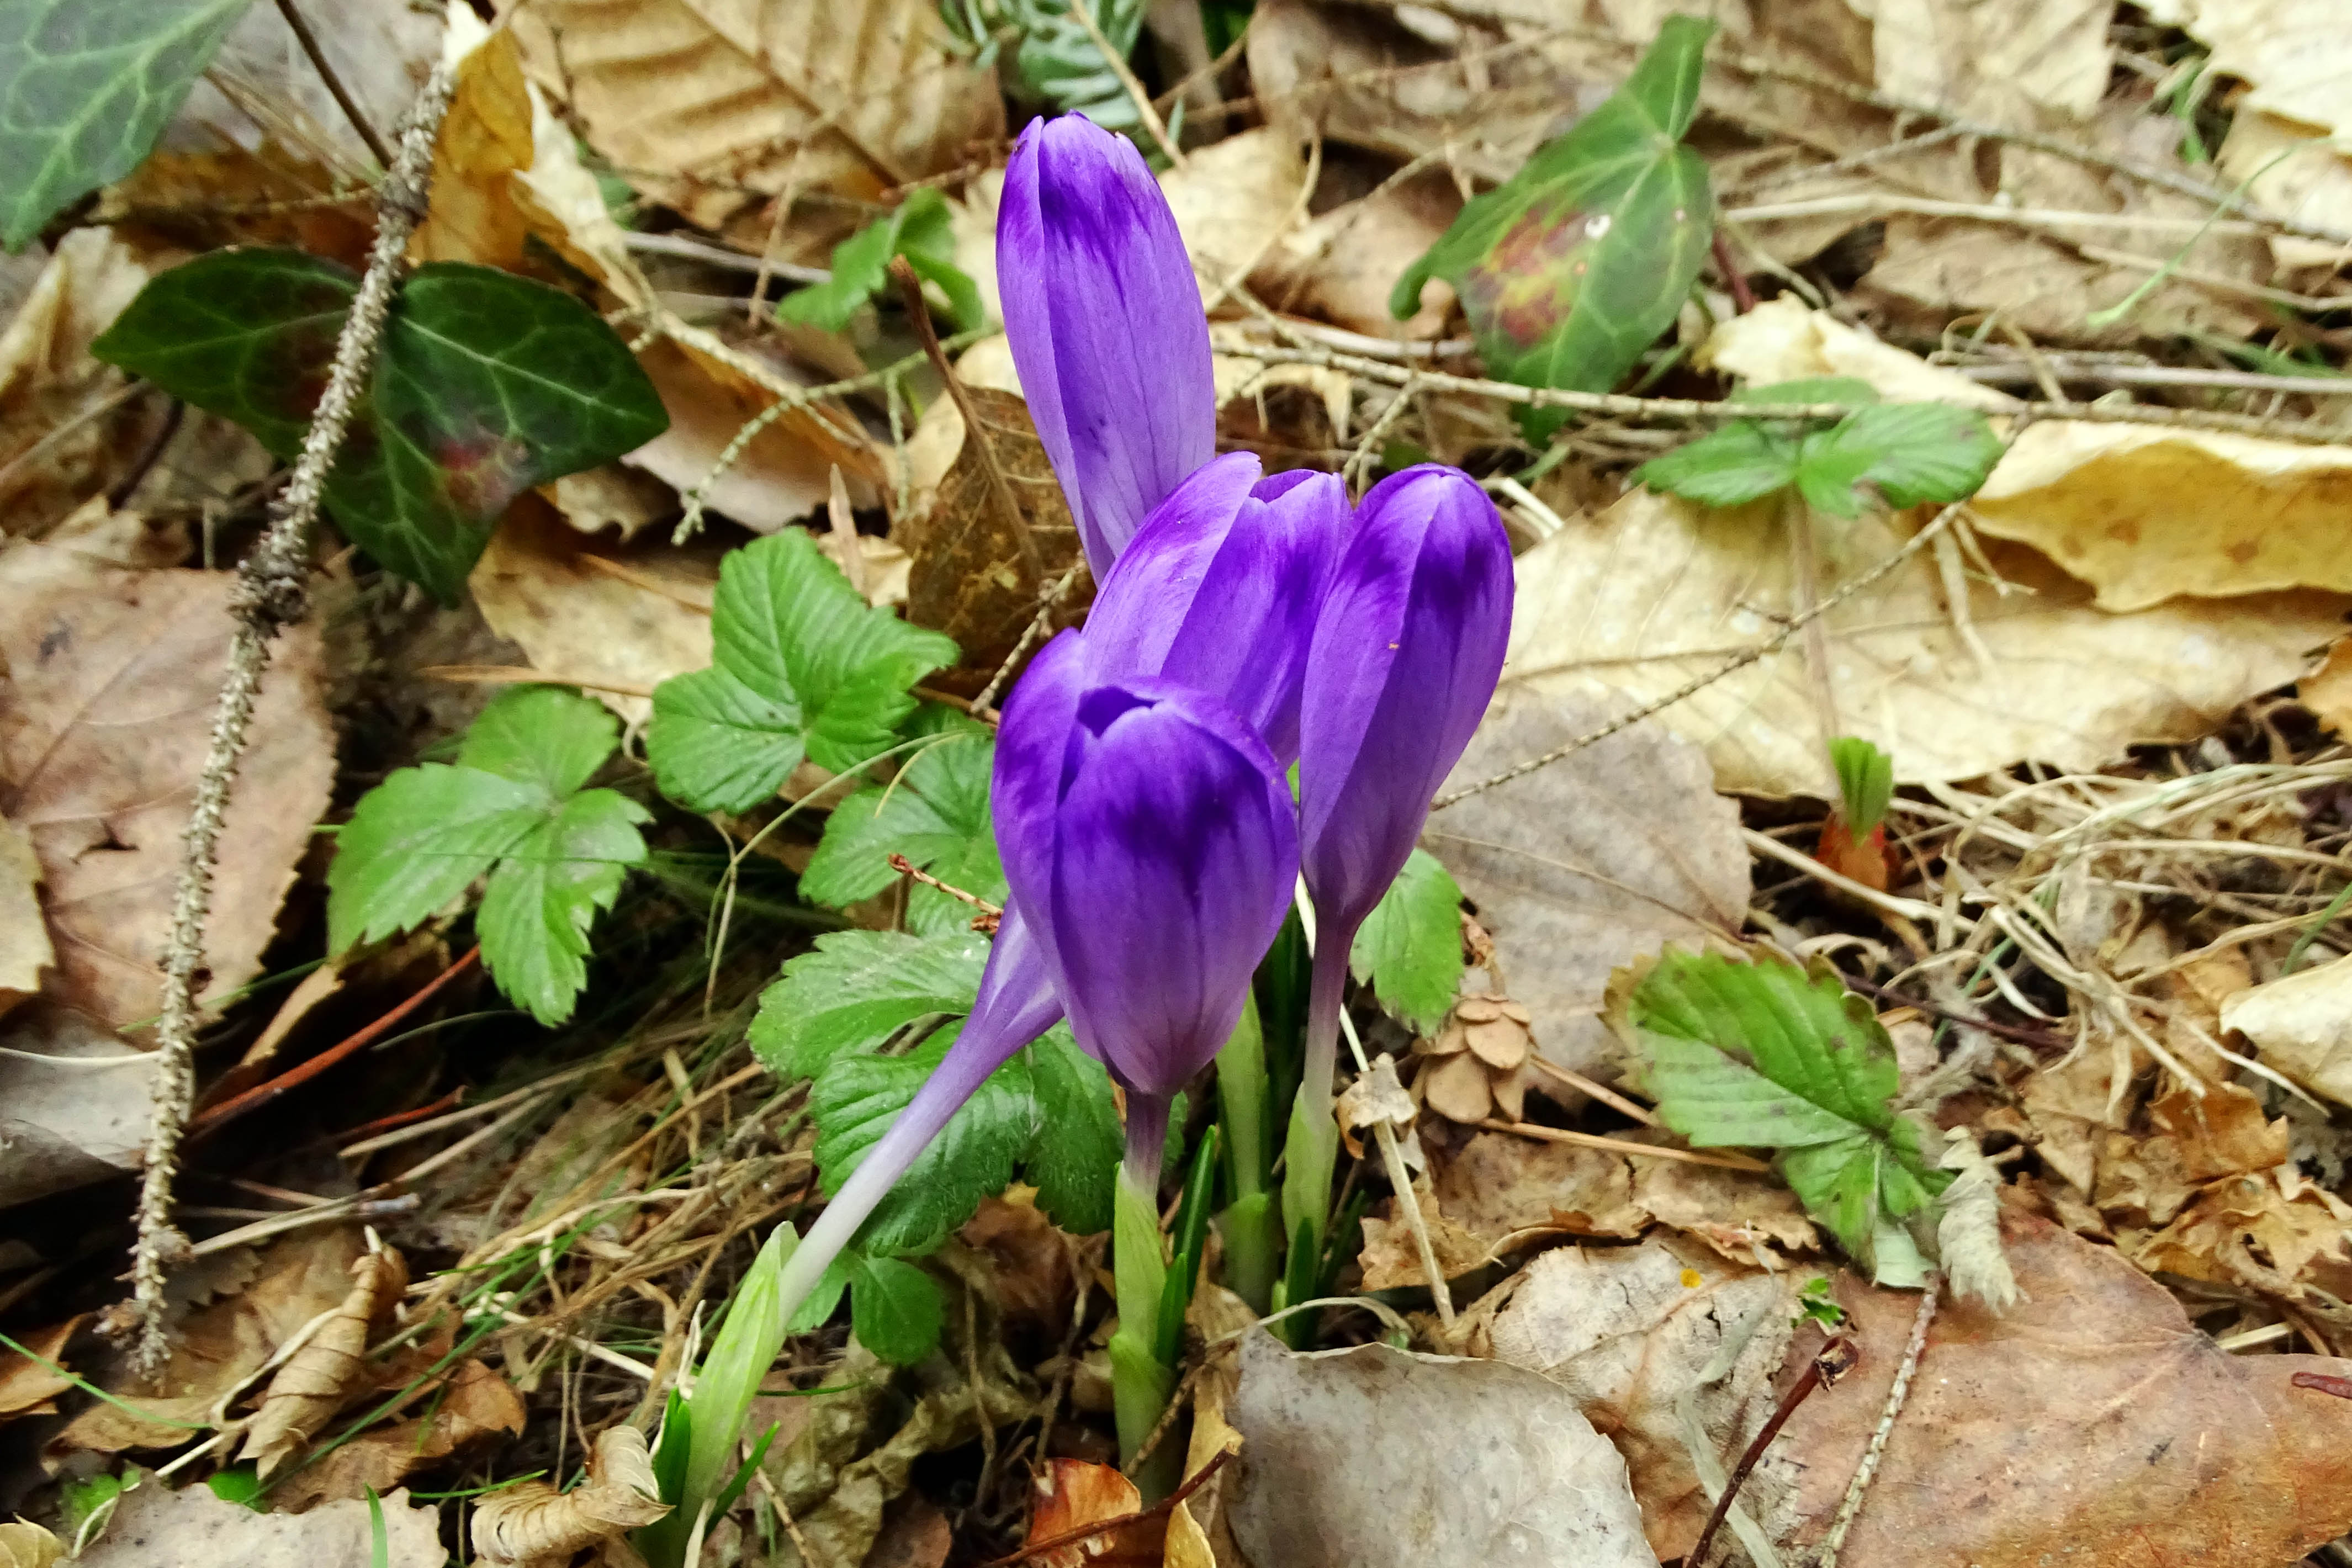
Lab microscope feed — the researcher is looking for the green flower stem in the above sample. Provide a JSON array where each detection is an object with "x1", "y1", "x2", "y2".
[
  {"x1": 1274, "y1": 942, "x2": 1347, "y2": 1343},
  {"x1": 1214, "y1": 995, "x2": 1279, "y2": 1312},
  {"x1": 1110, "y1": 1096, "x2": 1178, "y2": 1491}
]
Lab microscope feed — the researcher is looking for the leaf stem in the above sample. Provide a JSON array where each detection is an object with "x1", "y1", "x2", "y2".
[{"x1": 1110, "y1": 1103, "x2": 1179, "y2": 1490}]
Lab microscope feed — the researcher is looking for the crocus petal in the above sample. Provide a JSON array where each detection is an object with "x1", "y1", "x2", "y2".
[
  {"x1": 996, "y1": 654, "x2": 1298, "y2": 1099},
  {"x1": 1084, "y1": 454, "x2": 1349, "y2": 762},
  {"x1": 1298, "y1": 465, "x2": 1513, "y2": 934},
  {"x1": 999, "y1": 114, "x2": 1216, "y2": 578}
]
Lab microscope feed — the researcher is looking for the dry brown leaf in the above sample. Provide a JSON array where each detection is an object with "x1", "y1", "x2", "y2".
[
  {"x1": 1261, "y1": 177, "x2": 1460, "y2": 340},
  {"x1": 547, "y1": 466, "x2": 677, "y2": 543},
  {"x1": 1426, "y1": 686, "x2": 1749, "y2": 1071},
  {"x1": 2125, "y1": 1164, "x2": 2352, "y2": 1301},
  {"x1": 0, "y1": 545, "x2": 335, "y2": 1030},
  {"x1": 0, "y1": 811, "x2": 50, "y2": 1015},
  {"x1": 1855, "y1": 0, "x2": 2112, "y2": 119},
  {"x1": 1356, "y1": 1179, "x2": 1497, "y2": 1291},
  {"x1": 473, "y1": 1424, "x2": 668, "y2": 1567},
  {"x1": 1768, "y1": 1210, "x2": 2352, "y2": 1566},
  {"x1": 1503, "y1": 480, "x2": 2345, "y2": 798},
  {"x1": 1485, "y1": 1238, "x2": 1797, "y2": 1561},
  {"x1": 2215, "y1": 108, "x2": 2352, "y2": 270},
  {"x1": 0, "y1": 1522, "x2": 60, "y2": 1568},
  {"x1": 469, "y1": 494, "x2": 718, "y2": 727},
  {"x1": 1024, "y1": 1459, "x2": 1158, "y2": 1568},
  {"x1": 1431, "y1": 1131, "x2": 1648, "y2": 1242},
  {"x1": 0, "y1": 1003, "x2": 152, "y2": 1207},
  {"x1": 96, "y1": 142, "x2": 374, "y2": 267},
  {"x1": 899, "y1": 383, "x2": 1089, "y2": 697},
  {"x1": 0, "y1": 229, "x2": 156, "y2": 537},
  {"x1": 625, "y1": 336, "x2": 871, "y2": 533},
  {"x1": 500, "y1": 0, "x2": 1002, "y2": 230},
  {"x1": 2222, "y1": 952, "x2": 2352, "y2": 1109},
  {"x1": 1158, "y1": 129, "x2": 1308, "y2": 299},
  {"x1": 2151, "y1": 0, "x2": 2350, "y2": 139},
  {"x1": 171, "y1": 0, "x2": 441, "y2": 178},
  {"x1": 241, "y1": 1248, "x2": 411, "y2": 1478},
  {"x1": 1334, "y1": 1055, "x2": 1417, "y2": 1159},
  {"x1": 274, "y1": 1358, "x2": 525, "y2": 1513},
  {"x1": 1703, "y1": 296, "x2": 2019, "y2": 409},
  {"x1": 2301, "y1": 637, "x2": 2352, "y2": 737},
  {"x1": 1627, "y1": 1145, "x2": 1820, "y2": 1265},
  {"x1": 411, "y1": 23, "x2": 537, "y2": 272},
  {"x1": 0, "y1": 1320, "x2": 77, "y2": 1425},
  {"x1": 866, "y1": 1496, "x2": 955, "y2": 1568},
  {"x1": 1226, "y1": 1333, "x2": 1660, "y2": 1568},
  {"x1": 74, "y1": 1476, "x2": 442, "y2": 1568}
]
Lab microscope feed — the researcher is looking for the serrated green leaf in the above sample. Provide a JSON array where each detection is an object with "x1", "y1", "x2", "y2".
[
  {"x1": 1021, "y1": 1027, "x2": 1120, "y2": 1235},
  {"x1": 1628, "y1": 950, "x2": 1946, "y2": 1264},
  {"x1": 1829, "y1": 735, "x2": 1894, "y2": 841},
  {"x1": 1725, "y1": 377, "x2": 1880, "y2": 407},
  {"x1": 0, "y1": 0, "x2": 250, "y2": 251},
  {"x1": 783, "y1": 1252, "x2": 850, "y2": 1334},
  {"x1": 1824, "y1": 401, "x2": 2004, "y2": 509},
  {"x1": 802, "y1": 733, "x2": 1003, "y2": 935},
  {"x1": 1634, "y1": 420, "x2": 1800, "y2": 508},
  {"x1": 91, "y1": 250, "x2": 668, "y2": 602},
  {"x1": 748, "y1": 929, "x2": 992, "y2": 1083},
  {"x1": 1792, "y1": 426, "x2": 1883, "y2": 518},
  {"x1": 647, "y1": 529, "x2": 958, "y2": 813},
  {"x1": 477, "y1": 789, "x2": 651, "y2": 1025},
  {"x1": 810, "y1": 1023, "x2": 1035, "y2": 1256},
  {"x1": 326, "y1": 687, "x2": 644, "y2": 1024},
  {"x1": 848, "y1": 1254, "x2": 945, "y2": 1365},
  {"x1": 778, "y1": 189, "x2": 981, "y2": 333},
  {"x1": 1349, "y1": 849, "x2": 1465, "y2": 1033},
  {"x1": 1391, "y1": 15, "x2": 1715, "y2": 439}
]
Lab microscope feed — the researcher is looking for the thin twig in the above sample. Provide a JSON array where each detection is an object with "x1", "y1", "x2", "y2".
[
  {"x1": 1476, "y1": 1119, "x2": 1772, "y2": 1173},
  {"x1": 271, "y1": 0, "x2": 395, "y2": 168},
  {"x1": 1068, "y1": 1, "x2": 1186, "y2": 169},
  {"x1": 129, "y1": 58, "x2": 459, "y2": 1373},
  {"x1": 1814, "y1": 1277, "x2": 1940, "y2": 1568},
  {"x1": 972, "y1": 564, "x2": 1082, "y2": 719},
  {"x1": 1689, "y1": 1337, "x2": 1857, "y2": 1568}
]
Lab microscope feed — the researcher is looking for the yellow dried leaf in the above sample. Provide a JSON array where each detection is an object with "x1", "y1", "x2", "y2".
[
  {"x1": 240, "y1": 1248, "x2": 409, "y2": 1479},
  {"x1": 0, "y1": 1520, "x2": 60, "y2": 1568},
  {"x1": 2302, "y1": 637, "x2": 2352, "y2": 738},
  {"x1": 0, "y1": 812, "x2": 50, "y2": 1017},
  {"x1": 473, "y1": 1424, "x2": 670, "y2": 1567},
  {"x1": 2221, "y1": 952, "x2": 2352, "y2": 1110}
]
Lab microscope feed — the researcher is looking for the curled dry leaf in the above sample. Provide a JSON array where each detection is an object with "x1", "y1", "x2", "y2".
[
  {"x1": 1260, "y1": 177, "x2": 1460, "y2": 340},
  {"x1": 473, "y1": 1424, "x2": 670, "y2": 1567},
  {"x1": 2221, "y1": 952, "x2": 2352, "y2": 1110},
  {"x1": 1157, "y1": 129, "x2": 1308, "y2": 301},
  {"x1": 625, "y1": 336, "x2": 875, "y2": 533},
  {"x1": 1427, "y1": 687, "x2": 1749, "y2": 1071},
  {"x1": 1335, "y1": 1055, "x2": 1418, "y2": 1159},
  {"x1": 0, "y1": 229, "x2": 155, "y2": 535},
  {"x1": 240, "y1": 1247, "x2": 410, "y2": 1479},
  {"x1": 0, "y1": 1320, "x2": 76, "y2": 1425},
  {"x1": 272, "y1": 1358, "x2": 526, "y2": 1513},
  {"x1": 1023, "y1": 1459, "x2": 1158, "y2": 1568}
]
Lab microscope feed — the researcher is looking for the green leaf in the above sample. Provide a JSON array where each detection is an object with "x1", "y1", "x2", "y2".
[
  {"x1": 778, "y1": 189, "x2": 982, "y2": 333},
  {"x1": 205, "y1": 1466, "x2": 265, "y2": 1511},
  {"x1": 91, "y1": 250, "x2": 668, "y2": 602},
  {"x1": 1828, "y1": 736, "x2": 1893, "y2": 841},
  {"x1": 1349, "y1": 849, "x2": 1465, "y2": 1033},
  {"x1": 1021, "y1": 1027, "x2": 1120, "y2": 1236},
  {"x1": 1391, "y1": 15, "x2": 1716, "y2": 439},
  {"x1": 947, "y1": 0, "x2": 1149, "y2": 133},
  {"x1": 477, "y1": 790, "x2": 652, "y2": 1025},
  {"x1": 1725, "y1": 377, "x2": 1880, "y2": 407},
  {"x1": 848, "y1": 1254, "x2": 945, "y2": 1365},
  {"x1": 809, "y1": 1023, "x2": 1036, "y2": 1256},
  {"x1": 802, "y1": 732, "x2": 1004, "y2": 935},
  {"x1": 748, "y1": 929, "x2": 992, "y2": 1083},
  {"x1": 647, "y1": 529, "x2": 958, "y2": 813},
  {"x1": 326, "y1": 686, "x2": 645, "y2": 1025},
  {"x1": 783, "y1": 1252, "x2": 851, "y2": 1334},
  {"x1": 1627, "y1": 950, "x2": 1946, "y2": 1270},
  {"x1": 1634, "y1": 421, "x2": 1800, "y2": 508},
  {"x1": 0, "y1": 0, "x2": 250, "y2": 251},
  {"x1": 1811, "y1": 401, "x2": 2003, "y2": 510}
]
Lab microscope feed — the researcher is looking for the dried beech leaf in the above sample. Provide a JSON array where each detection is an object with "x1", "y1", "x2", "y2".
[
  {"x1": 2221, "y1": 952, "x2": 2352, "y2": 1110},
  {"x1": 1024, "y1": 1459, "x2": 1157, "y2": 1568},
  {"x1": 473, "y1": 1424, "x2": 669, "y2": 1567},
  {"x1": 272, "y1": 1359, "x2": 525, "y2": 1513},
  {"x1": 0, "y1": 1319, "x2": 78, "y2": 1424},
  {"x1": 73, "y1": 1475, "x2": 443, "y2": 1568},
  {"x1": 240, "y1": 1248, "x2": 409, "y2": 1478}
]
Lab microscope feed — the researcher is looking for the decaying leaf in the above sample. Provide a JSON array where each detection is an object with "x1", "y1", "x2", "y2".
[
  {"x1": 0, "y1": 229, "x2": 156, "y2": 538},
  {"x1": 0, "y1": 811, "x2": 52, "y2": 1016},
  {"x1": 0, "y1": 1320, "x2": 78, "y2": 1425},
  {"x1": 273, "y1": 1358, "x2": 526, "y2": 1513},
  {"x1": 73, "y1": 1475, "x2": 443, "y2": 1568},
  {"x1": 2302, "y1": 637, "x2": 2352, "y2": 738},
  {"x1": 0, "y1": 1522, "x2": 60, "y2": 1568},
  {"x1": 621, "y1": 336, "x2": 873, "y2": 534},
  {"x1": 0, "y1": 1005, "x2": 152, "y2": 1207},
  {"x1": 1426, "y1": 686, "x2": 1749, "y2": 1072},
  {"x1": 1157, "y1": 128, "x2": 1309, "y2": 300},
  {"x1": 1261, "y1": 177, "x2": 1460, "y2": 340},
  {"x1": 499, "y1": 0, "x2": 1003, "y2": 231},
  {"x1": 1336, "y1": 1055, "x2": 1418, "y2": 1159},
  {"x1": 1767, "y1": 1211, "x2": 2352, "y2": 1567},
  {"x1": 473, "y1": 1424, "x2": 669, "y2": 1567},
  {"x1": 240, "y1": 1247, "x2": 410, "y2": 1479},
  {"x1": 1227, "y1": 1333, "x2": 1661, "y2": 1568},
  {"x1": 1024, "y1": 1460, "x2": 1158, "y2": 1568},
  {"x1": 0, "y1": 545, "x2": 335, "y2": 1030},
  {"x1": 2221, "y1": 952, "x2": 2352, "y2": 1110}
]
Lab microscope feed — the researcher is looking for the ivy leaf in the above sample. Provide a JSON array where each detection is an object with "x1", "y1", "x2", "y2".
[
  {"x1": 748, "y1": 929, "x2": 993, "y2": 1083},
  {"x1": 1349, "y1": 849, "x2": 1465, "y2": 1034},
  {"x1": 801, "y1": 730, "x2": 1004, "y2": 935},
  {"x1": 809, "y1": 1023, "x2": 1036, "y2": 1257},
  {"x1": 847, "y1": 1254, "x2": 945, "y2": 1365},
  {"x1": 1829, "y1": 735, "x2": 1894, "y2": 841},
  {"x1": 326, "y1": 687, "x2": 647, "y2": 1025},
  {"x1": 1624, "y1": 949, "x2": 1946, "y2": 1277},
  {"x1": 0, "y1": 0, "x2": 249, "y2": 251},
  {"x1": 1390, "y1": 15, "x2": 1715, "y2": 439},
  {"x1": 1020, "y1": 1027, "x2": 1121, "y2": 1236},
  {"x1": 647, "y1": 529, "x2": 959, "y2": 813},
  {"x1": 90, "y1": 250, "x2": 669, "y2": 603},
  {"x1": 777, "y1": 189, "x2": 982, "y2": 333}
]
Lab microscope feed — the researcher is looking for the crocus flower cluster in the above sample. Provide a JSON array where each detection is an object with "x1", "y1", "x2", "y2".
[{"x1": 769, "y1": 115, "x2": 1511, "y2": 1409}]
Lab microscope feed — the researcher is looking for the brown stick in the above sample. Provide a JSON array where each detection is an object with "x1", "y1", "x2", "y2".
[
  {"x1": 1686, "y1": 1336, "x2": 1858, "y2": 1568},
  {"x1": 271, "y1": 0, "x2": 396, "y2": 168}
]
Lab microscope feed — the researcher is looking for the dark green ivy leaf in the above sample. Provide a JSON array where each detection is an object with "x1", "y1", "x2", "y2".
[
  {"x1": 91, "y1": 249, "x2": 669, "y2": 603},
  {"x1": 1390, "y1": 15, "x2": 1716, "y2": 439},
  {"x1": 777, "y1": 188, "x2": 982, "y2": 333},
  {"x1": 800, "y1": 727, "x2": 1004, "y2": 936},
  {"x1": 647, "y1": 529, "x2": 960, "y2": 813},
  {"x1": 0, "y1": 0, "x2": 250, "y2": 251}
]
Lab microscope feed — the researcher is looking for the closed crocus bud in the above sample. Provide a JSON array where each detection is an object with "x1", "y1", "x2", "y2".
[
  {"x1": 995, "y1": 631, "x2": 1301, "y2": 1139},
  {"x1": 999, "y1": 114, "x2": 1216, "y2": 579},
  {"x1": 1084, "y1": 453, "x2": 1349, "y2": 763}
]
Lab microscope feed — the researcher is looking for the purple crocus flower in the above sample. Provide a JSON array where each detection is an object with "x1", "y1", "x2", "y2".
[
  {"x1": 999, "y1": 113, "x2": 1215, "y2": 579},
  {"x1": 1293, "y1": 466, "x2": 1512, "y2": 1155}
]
